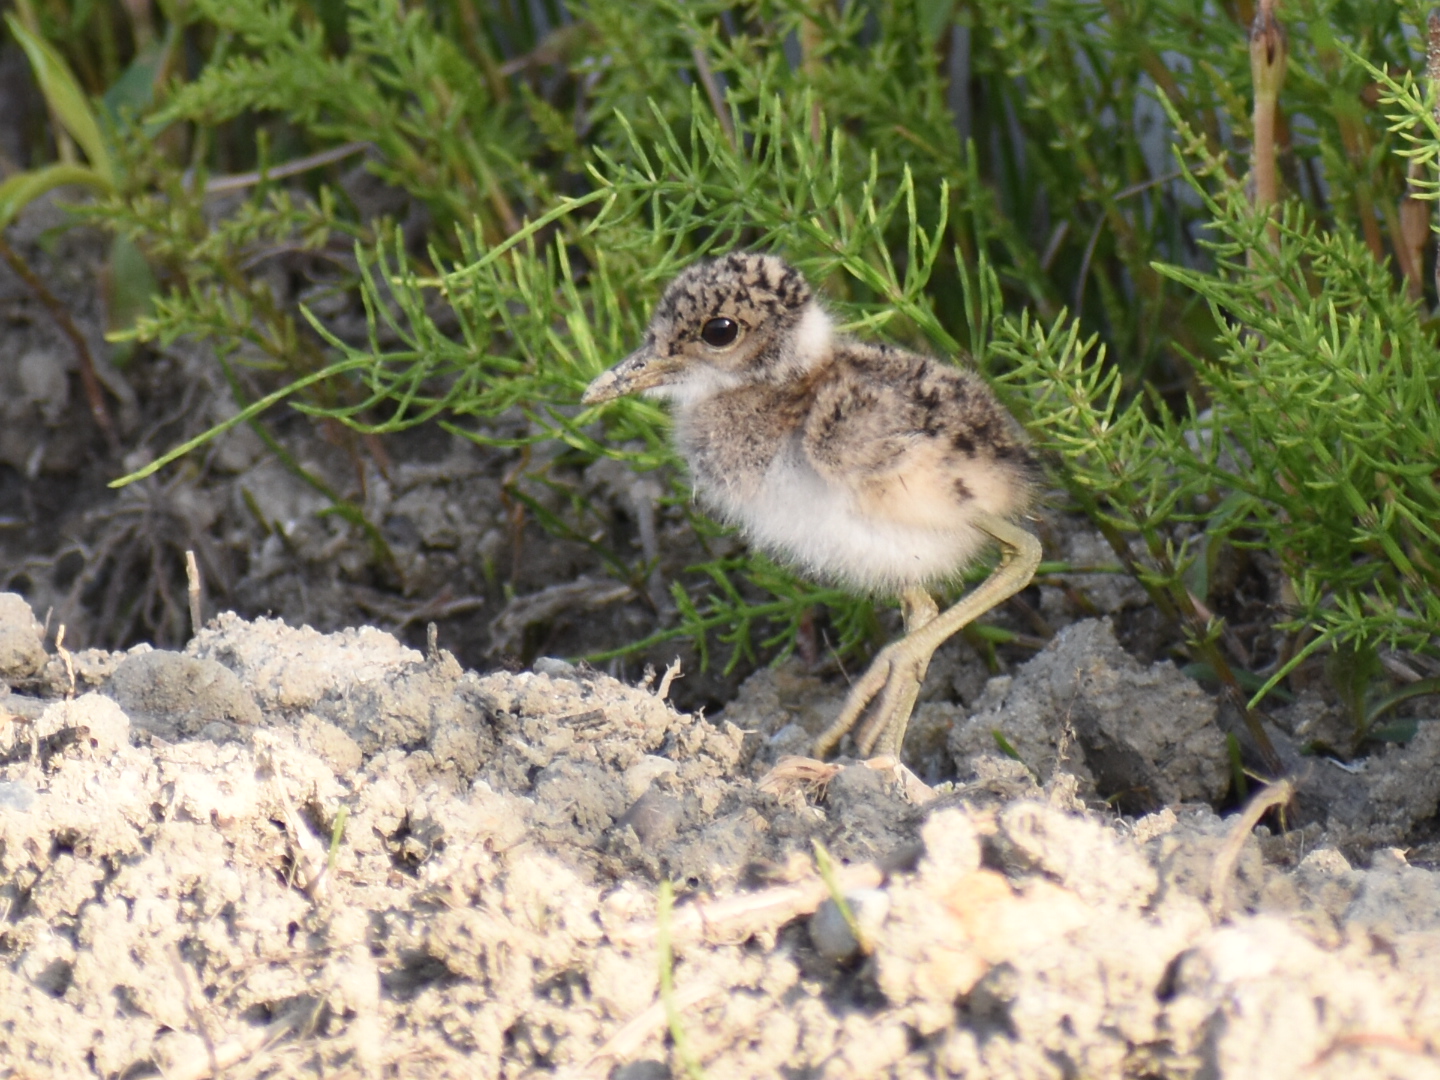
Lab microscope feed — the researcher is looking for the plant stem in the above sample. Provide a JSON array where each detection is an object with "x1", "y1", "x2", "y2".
[
  {"x1": 657, "y1": 880, "x2": 704, "y2": 1080},
  {"x1": 0, "y1": 233, "x2": 120, "y2": 456},
  {"x1": 1428, "y1": 9, "x2": 1440, "y2": 305},
  {"x1": 799, "y1": 0, "x2": 827, "y2": 143},
  {"x1": 1249, "y1": 0, "x2": 1286, "y2": 249}
]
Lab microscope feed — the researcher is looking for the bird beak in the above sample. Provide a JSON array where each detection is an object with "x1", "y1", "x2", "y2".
[{"x1": 582, "y1": 345, "x2": 685, "y2": 404}]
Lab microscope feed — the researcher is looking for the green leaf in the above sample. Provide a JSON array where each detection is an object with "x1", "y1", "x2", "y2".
[
  {"x1": 104, "y1": 234, "x2": 159, "y2": 367},
  {"x1": 0, "y1": 162, "x2": 110, "y2": 232},
  {"x1": 102, "y1": 39, "x2": 166, "y2": 119},
  {"x1": 992, "y1": 730, "x2": 1022, "y2": 761},
  {"x1": 1366, "y1": 719, "x2": 1419, "y2": 744},
  {"x1": 1325, "y1": 640, "x2": 1384, "y2": 733},
  {"x1": 4, "y1": 14, "x2": 115, "y2": 184}
]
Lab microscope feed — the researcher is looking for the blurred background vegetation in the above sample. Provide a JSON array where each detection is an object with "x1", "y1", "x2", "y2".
[{"x1": 3, "y1": 0, "x2": 1439, "y2": 761}]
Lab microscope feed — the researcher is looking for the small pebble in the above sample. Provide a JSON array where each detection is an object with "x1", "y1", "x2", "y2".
[
  {"x1": 809, "y1": 887, "x2": 891, "y2": 962},
  {"x1": 533, "y1": 656, "x2": 580, "y2": 680},
  {"x1": 617, "y1": 788, "x2": 683, "y2": 847}
]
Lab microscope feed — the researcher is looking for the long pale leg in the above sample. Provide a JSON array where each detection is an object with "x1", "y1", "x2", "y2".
[
  {"x1": 849, "y1": 586, "x2": 938, "y2": 754},
  {"x1": 812, "y1": 512, "x2": 1042, "y2": 760}
]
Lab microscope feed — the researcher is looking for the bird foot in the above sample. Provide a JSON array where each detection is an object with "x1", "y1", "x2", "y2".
[
  {"x1": 810, "y1": 523, "x2": 1042, "y2": 763},
  {"x1": 813, "y1": 638, "x2": 934, "y2": 760}
]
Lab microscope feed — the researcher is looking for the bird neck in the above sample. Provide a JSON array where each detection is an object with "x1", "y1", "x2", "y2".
[{"x1": 774, "y1": 303, "x2": 835, "y2": 381}]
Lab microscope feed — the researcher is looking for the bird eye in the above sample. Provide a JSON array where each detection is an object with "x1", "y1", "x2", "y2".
[{"x1": 700, "y1": 317, "x2": 739, "y2": 348}]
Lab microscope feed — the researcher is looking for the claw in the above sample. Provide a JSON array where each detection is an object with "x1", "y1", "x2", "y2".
[
  {"x1": 813, "y1": 639, "x2": 933, "y2": 759},
  {"x1": 852, "y1": 650, "x2": 932, "y2": 757}
]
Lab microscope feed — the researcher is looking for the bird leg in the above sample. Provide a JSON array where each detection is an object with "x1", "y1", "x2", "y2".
[{"x1": 813, "y1": 512, "x2": 1043, "y2": 761}]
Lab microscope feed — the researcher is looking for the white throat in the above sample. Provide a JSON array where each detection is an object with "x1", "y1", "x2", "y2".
[
  {"x1": 645, "y1": 365, "x2": 746, "y2": 407},
  {"x1": 784, "y1": 303, "x2": 835, "y2": 376}
]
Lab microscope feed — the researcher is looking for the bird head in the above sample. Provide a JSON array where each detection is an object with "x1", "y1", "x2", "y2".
[{"x1": 582, "y1": 253, "x2": 832, "y2": 406}]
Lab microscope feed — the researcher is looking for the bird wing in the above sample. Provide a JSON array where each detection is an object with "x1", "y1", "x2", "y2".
[{"x1": 801, "y1": 344, "x2": 1032, "y2": 529}]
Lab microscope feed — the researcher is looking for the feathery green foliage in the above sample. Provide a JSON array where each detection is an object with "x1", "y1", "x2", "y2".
[{"x1": 11, "y1": 0, "x2": 1440, "y2": 699}]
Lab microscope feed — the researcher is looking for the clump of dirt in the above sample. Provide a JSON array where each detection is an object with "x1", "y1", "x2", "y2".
[
  {"x1": 3, "y1": 593, "x2": 1440, "y2": 1079},
  {"x1": 946, "y1": 617, "x2": 1230, "y2": 813}
]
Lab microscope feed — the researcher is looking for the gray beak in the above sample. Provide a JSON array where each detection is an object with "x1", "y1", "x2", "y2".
[{"x1": 582, "y1": 345, "x2": 685, "y2": 404}]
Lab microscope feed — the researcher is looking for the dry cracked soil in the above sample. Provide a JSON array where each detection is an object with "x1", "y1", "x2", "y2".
[{"x1": 4, "y1": 594, "x2": 1440, "y2": 1080}]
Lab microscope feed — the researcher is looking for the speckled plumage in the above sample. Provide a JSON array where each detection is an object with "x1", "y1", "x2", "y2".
[
  {"x1": 584, "y1": 253, "x2": 1036, "y2": 593},
  {"x1": 584, "y1": 252, "x2": 1043, "y2": 761}
]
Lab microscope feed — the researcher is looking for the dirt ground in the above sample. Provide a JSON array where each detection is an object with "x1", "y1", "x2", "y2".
[
  {"x1": 3, "y1": 595, "x2": 1440, "y2": 1080},
  {"x1": 6, "y1": 191, "x2": 1440, "y2": 1079}
]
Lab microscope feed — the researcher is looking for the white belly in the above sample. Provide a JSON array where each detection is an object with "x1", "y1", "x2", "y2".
[{"x1": 698, "y1": 443, "x2": 988, "y2": 594}]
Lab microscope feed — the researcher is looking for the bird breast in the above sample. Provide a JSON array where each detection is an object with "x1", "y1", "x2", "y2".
[
  {"x1": 676, "y1": 414, "x2": 995, "y2": 593},
  {"x1": 727, "y1": 438, "x2": 996, "y2": 592}
]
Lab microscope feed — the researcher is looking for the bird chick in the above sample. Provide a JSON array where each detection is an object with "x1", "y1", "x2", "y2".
[{"x1": 583, "y1": 253, "x2": 1042, "y2": 760}]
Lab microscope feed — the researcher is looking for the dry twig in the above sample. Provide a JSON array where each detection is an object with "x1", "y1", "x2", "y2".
[{"x1": 1209, "y1": 778, "x2": 1293, "y2": 919}]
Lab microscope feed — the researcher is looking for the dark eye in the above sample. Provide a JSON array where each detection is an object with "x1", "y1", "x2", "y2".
[{"x1": 700, "y1": 317, "x2": 739, "y2": 347}]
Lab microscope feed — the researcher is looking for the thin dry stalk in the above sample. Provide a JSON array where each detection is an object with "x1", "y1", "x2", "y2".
[
  {"x1": 54, "y1": 624, "x2": 76, "y2": 699},
  {"x1": 203, "y1": 140, "x2": 370, "y2": 194},
  {"x1": 654, "y1": 656, "x2": 682, "y2": 701},
  {"x1": 608, "y1": 860, "x2": 884, "y2": 950},
  {"x1": 1309, "y1": 1031, "x2": 1435, "y2": 1067},
  {"x1": 120, "y1": 0, "x2": 156, "y2": 49},
  {"x1": 799, "y1": 0, "x2": 828, "y2": 142},
  {"x1": 758, "y1": 754, "x2": 935, "y2": 808},
  {"x1": 569, "y1": 980, "x2": 723, "y2": 1080},
  {"x1": 185, "y1": 549, "x2": 203, "y2": 638},
  {"x1": 1208, "y1": 778, "x2": 1293, "y2": 919},
  {"x1": 0, "y1": 234, "x2": 119, "y2": 455},
  {"x1": 690, "y1": 40, "x2": 736, "y2": 152},
  {"x1": 758, "y1": 754, "x2": 841, "y2": 811},
  {"x1": 1428, "y1": 10, "x2": 1440, "y2": 304},
  {"x1": 1399, "y1": 160, "x2": 1428, "y2": 301},
  {"x1": 1249, "y1": 0, "x2": 1287, "y2": 250}
]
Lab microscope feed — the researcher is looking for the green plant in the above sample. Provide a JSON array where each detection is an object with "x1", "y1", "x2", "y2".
[
  {"x1": 1, "y1": 10, "x2": 124, "y2": 451},
  {"x1": 0, "y1": 13, "x2": 116, "y2": 225},
  {"x1": 11, "y1": 0, "x2": 1440, "y2": 724},
  {"x1": 985, "y1": 84, "x2": 1440, "y2": 757}
]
